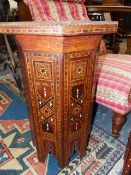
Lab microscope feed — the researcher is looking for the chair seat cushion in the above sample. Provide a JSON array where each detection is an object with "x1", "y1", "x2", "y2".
[
  {"x1": 24, "y1": 0, "x2": 89, "y2": 21},
  {"x1": 96, "y1": 54, "x2": 131, "y2": 115}
]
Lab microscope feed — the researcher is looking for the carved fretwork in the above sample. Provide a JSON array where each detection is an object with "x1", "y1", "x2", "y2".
[
  {"x1": 70, "y1": 138, "x2": 81, "y2": 154},
  {"x1": 46, "y1": 143, "x2": 53, "y2": 154}
]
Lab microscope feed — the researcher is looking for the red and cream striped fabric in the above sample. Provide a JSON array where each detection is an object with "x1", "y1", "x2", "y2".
[
  {"x1": 24, "y1": 0, "x2": 89, "y2": 21},
  {"x1": 95, "y1": 54, "x2": 131, "y2": 115}
]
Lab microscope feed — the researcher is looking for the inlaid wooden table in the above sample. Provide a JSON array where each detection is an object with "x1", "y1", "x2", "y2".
[{"x1": 0, "y1": 21, "x2": 118, "y2": 168}]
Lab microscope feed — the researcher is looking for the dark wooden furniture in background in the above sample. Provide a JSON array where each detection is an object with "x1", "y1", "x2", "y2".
[
  {"x1": 0, "y1": 0, "x2": 10, "y2": 55},
  {"x1": 0, "y1": 21, "x2": 117, "y2": 168},
  {"x1": 87, "y1": 0, "x2": 131, "y2": 53},
  {"x1": 14, "y1": 0, "x2": 32, "y2": 21},
  {"x1": 120, "y1": 0, "x2": 131, "y2": 55},
  {"x1": 126, "y1": 35, "x2": 131, "y2": 54},
  {"x1": 0, "y1": 0, "x2": 23, "y2": 91},
  {"x1": 120, "y1": 0, "x2": 131, "y2": 33},
  {"x1": 0, "y1": 0, "x2": 23, "y2": 94},
  {"x1": 122, "y1": 132, "x2": 131, "y2": 175},
  {"x1": 87, "y1": 0, "x2": 131, "y2": 11}
]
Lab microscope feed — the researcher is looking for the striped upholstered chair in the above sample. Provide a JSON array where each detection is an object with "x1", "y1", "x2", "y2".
[
  {"x1": 23, "y1": 0, "x2": 131, "y2": 137},
  {"x1": 96, "y1": 41, "x2": 131, "y2": 137},
  {"x1": 23, "y1": 0, "x2": 89, "y2": 21}
]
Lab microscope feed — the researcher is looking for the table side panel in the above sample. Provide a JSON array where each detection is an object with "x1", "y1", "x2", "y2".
[{"x1": 16, "y1": 34, "x2": 101, "y2": 167}]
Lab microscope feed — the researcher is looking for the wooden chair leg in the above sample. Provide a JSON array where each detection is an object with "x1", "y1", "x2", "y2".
[{"x1": 112, "y1": 113, "x2": 126, "y2": 138}]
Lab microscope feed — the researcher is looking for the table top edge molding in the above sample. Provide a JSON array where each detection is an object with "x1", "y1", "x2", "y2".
[{"x1": 0, "y1": 21, "x2": 118, "y2": 36}]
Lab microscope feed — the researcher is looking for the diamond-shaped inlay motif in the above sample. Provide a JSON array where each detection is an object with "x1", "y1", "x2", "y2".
[
  {"x1": 47, "y1": 99, "x2": 54, "y2": 110},
  {"x1": 70, "y1": 115, "x2": 81, "y2": 122},
  {"x1": 77, "y1": 96, "x2": 85, "y2": 107},
  {"x1": 38, "y1": 97, "x2": 45, "y2": 108},
  {"x1": 46, "y1": 115, "x2": 55, "y2": 126},
  {"x1": 39, "y1": 105, "x2": 54, "y2": 119},
  {"x1": 70, "y1": 109, "x2": 84, "y2": 121},
  {"x1": 71, "y1": 103, "x2": 83, "y2": 117},
  {"x1": 49, "y1": 116, "x2": 55, "y2": 125}
]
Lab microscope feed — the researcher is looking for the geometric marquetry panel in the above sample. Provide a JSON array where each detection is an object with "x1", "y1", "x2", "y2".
[
  {"x1": 42, "y1": 120, "x2": 54, "y2": 133},
  {"x1": 36, "y1": 81, "x2": 53, "y2": 103},
  {"x1": 77, "y1": 96, "x2": 85, "y2": 107},
  {"x1": 34, "y1": 75, "x2": 55, "y2": 134},
  {"x1": 71, "y1": 120, "x2": 81, "y2": 132},
  {"x1": 33, "y1": 58, "x2": 55, "y2": 135},
  {"x1": 39, "y1": 105, "x2": 54, "y2": 120},
  {"x1": 34, "y1": 61, "x2": 52, "y2": 80},
  {"x1": 70, "y1": 82, "x2": 85, "y2": 124},
  {"x1": 71, "y1": 61, "x2": 87, "y2": 80},
  {"x1": 47, "y1": 99, "x2": 54, "y2": 110},
  {"x1": 72, "y1": 84, "x2": 85, "y2": 101},
  {"x1": 71, "y1": 102, "x2": 83, "y2": 117},
  {"x1": 69, "y1": 79, "x2": 86, "y2": 136},
  {"x1": 39, "y1": 109, "x2": 55, "y2": 133},
  {"x1": 69, "y1": 58, "x2": 88, "y2": 149},
  {"x1": 46, "y1": 114, "x2": 55, "y2": 126},
  {"x1": 39, "y1": 104, "x2": 55, "y2": 133}
]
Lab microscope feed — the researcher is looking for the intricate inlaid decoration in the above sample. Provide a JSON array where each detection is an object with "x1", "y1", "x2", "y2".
[
  {"x1": 0, "y1": 21, "x2": 118, "y2": 36},
  {"x1": 78, "y1": 96, "x2": 84, "y2": 106},
  {"x1": 47, "y1": 99, "x2": 54, "y2": 110},
  {"x1": 39, "y1": 105, "x2": 54, "y2": 119},
  {"x1": 34, "y1": 61, "x2": 52, "y2": 80},
  {"x1": 37, "y1": 82, "x2": 53, "y2": 102},
  {"x1": 36, "y1": 81, "x2": 55, "y2": 128},
  {"x1": 72, "y1": 84, "x2": 84, "y2": 100},
  {"x1": 70, "y1": 114, "x2": 83, "y2": 121},
  {"x1": 65, "y1": 51, "x2": 91, "y2": 59},
  {"x1": 25, "y1": 50, "x2": 61, "y2": 59},
  {"x1": 42, "y1": 121, "x2": 54, "y2": 133},
  {"x1": 71, "y1": 121, "x2": 81, "y2": 132},
  {"x1": 48, "y1": 115, "x2": 55, "y2": 126},
  {"x1": 70, "y1": 82, "x2": 85, "y2": 132},
  {"x1": 38, "y1": 97, "x2": 45, "y2": 108},
  {"x1": 72, "y1": 61, "x2": 87, "y2": 80},
  {"x1": 71, "y1": 103, "x2": 83, "y2": 117}
]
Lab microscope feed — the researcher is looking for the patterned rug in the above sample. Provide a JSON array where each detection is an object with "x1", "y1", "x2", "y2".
[{"x1": 0, "y1": 75, "x2": 126, "y2": 175}]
